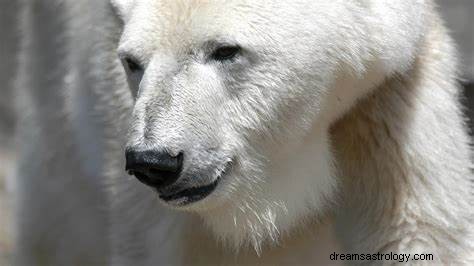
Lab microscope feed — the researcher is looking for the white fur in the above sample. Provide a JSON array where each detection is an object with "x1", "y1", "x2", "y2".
[{"x1": 13, "y1": 0, "x2": 473, "y2": 265}]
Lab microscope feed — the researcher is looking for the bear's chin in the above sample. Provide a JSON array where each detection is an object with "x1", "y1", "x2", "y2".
[{"x1": 197, "y1": 178, "x2": 336, "y2": 254}]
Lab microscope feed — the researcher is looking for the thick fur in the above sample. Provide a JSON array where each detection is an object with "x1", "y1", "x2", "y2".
[{"x1": 13, "y1": 0, "x2": 473, "y2": 265}]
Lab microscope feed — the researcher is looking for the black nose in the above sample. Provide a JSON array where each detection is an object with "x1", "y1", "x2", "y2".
[{"x1": 125, "y1": 149, "x2": 183, "y2": 190}]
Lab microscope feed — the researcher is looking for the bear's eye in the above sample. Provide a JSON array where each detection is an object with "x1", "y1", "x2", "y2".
[
  {"x1": 211, "y1": 46, "x2": 241, "y2": 61},
  {"x1": 123, "y1": 57, "x2": 143, "y2": 73}
]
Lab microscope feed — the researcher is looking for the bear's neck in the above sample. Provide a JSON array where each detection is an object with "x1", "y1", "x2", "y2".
[{"x1": 330, "y1": 22, "x2": 473, "y2": 262}]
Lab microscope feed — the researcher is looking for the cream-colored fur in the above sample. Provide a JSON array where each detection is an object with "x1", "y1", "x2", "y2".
[{"x1": 332, "y1": 16, "x2": 474, "y2": 264}]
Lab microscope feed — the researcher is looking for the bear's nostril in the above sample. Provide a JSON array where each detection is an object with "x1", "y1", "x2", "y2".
[
  {"x1": 147, "y1": 168, "x2": 179, "y2": 187},
  {"x1": 125, "y1": 149, "x2": 183, "y2": 190}
]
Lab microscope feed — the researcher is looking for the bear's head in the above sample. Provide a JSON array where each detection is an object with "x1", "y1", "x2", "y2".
[{"x1": 112, "y1": 0, "x2": 428, "y2": 250}]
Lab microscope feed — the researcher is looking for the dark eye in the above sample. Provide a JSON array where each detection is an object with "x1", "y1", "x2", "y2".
[
  {"x1": 124, "y1": 57, "x2": 143, "y2": 73},
  {"x1": 211, "y1": 46, "x2": 241, "y2": 61}
]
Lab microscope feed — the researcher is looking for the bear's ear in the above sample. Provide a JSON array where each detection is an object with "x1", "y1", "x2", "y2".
[{"x1": 110, "y1": 0, "x2": 134, "y2": 20}]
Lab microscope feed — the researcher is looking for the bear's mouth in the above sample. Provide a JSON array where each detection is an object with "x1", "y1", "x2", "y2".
[
  {"x1": 158, "y1": 160, "x2": 232, "y2": 206},
  {"x1": 158, "y1": 177, "x2": 220, "y2": 204}
]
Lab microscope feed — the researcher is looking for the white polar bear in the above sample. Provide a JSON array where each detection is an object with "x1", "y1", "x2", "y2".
[{"x1": 13, "y1": 0, "x2": 473, "y2": 265}]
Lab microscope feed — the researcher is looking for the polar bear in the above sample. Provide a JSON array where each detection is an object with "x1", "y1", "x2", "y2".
[{"x1": 13, "y1": 0, "x2": 473, "y2": 265}]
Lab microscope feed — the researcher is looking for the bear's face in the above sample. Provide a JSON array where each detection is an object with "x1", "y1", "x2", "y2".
[{"x1": 113, "y1": 0, "x2": 427, "y2": 248}]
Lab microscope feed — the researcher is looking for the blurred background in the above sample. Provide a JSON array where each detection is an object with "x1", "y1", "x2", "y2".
[
  {"x1": 1, "y1": 1, "x2": 19, "y2": 264},
  {"x1": 0, "y1": 1, "x2": 472, "y2": 264}
]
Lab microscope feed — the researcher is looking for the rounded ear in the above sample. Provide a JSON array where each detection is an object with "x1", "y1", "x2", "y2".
[{"x1": 110, "y1": 0, "x2": 134, "y2": 20}]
